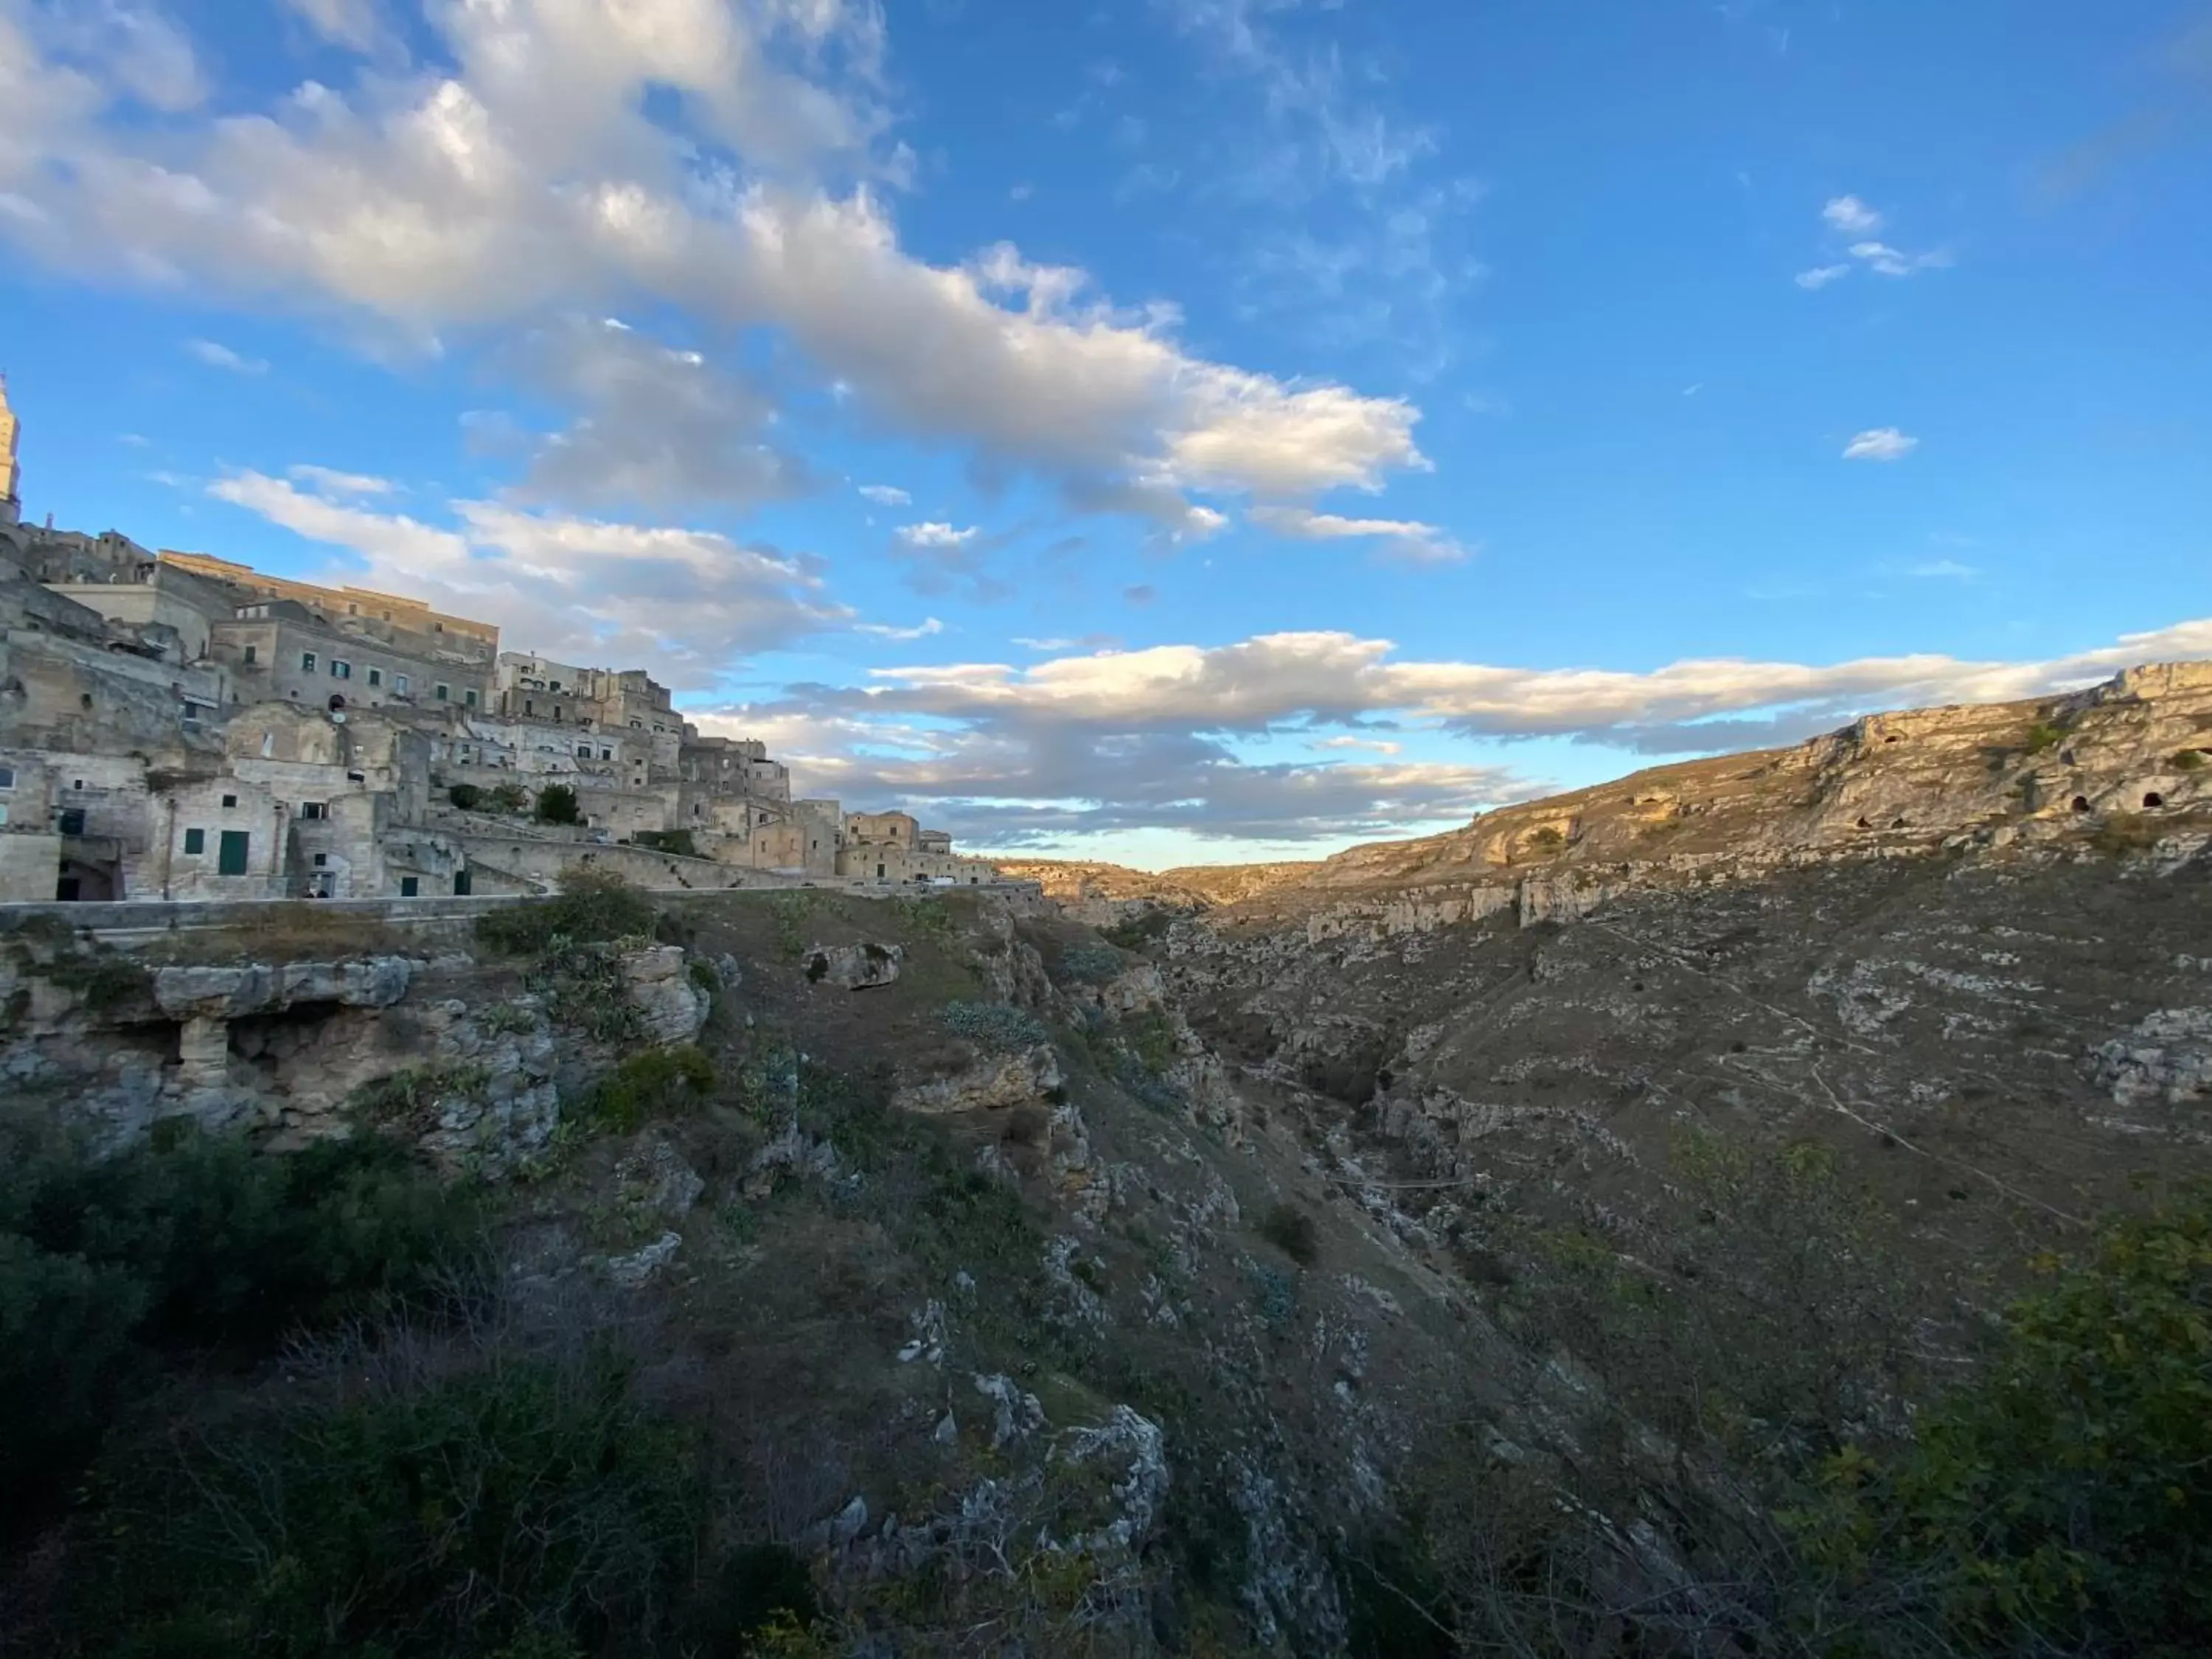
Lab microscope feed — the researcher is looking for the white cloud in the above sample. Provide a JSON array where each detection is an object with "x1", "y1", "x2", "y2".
[
  {"x1": 1909, "y1": 560, "x2": 1978, "y2": 579},
  {"x1": 1795, "y1": 263, "x2": 1851, "y2": 290},
  {"x1": 288, "y1": 462, "x2": 393, "y2": 496},
  {"x1": 1849, "y1": 240, "x2": 1951, "y2": 278},
  {"x1": 506, "y1": 316, "x2": 811, "y2": 512},
  {"x1": 690, "y1": 615, "x2": 2212, "y2": 842},
  {"x1": 1249, "y1": 504, "x2": 1467, "y2": 564},
  {"x1": 0, "y1": 0, "x2": 1431, "y2": 529},
  {"x1": 32, "y1": 0, "x2": 208, "y2": 112},
  {"x1": 855, "y1": 616, "x2": 944, "y2": 640},
  {"x1": 895, "y1": 521, "x2": 979, "y2": 549},
  {"x1": 280, "y1": 0, "x2": 403, "y2": 58},
  {"x1": 858, "y1": 483, "x2": 911, "y2": 505},
  {"x1": 1309, "y1": 734, "x2": 1403, "y2": 755},
  {"x1": 209, "y1": 467, "x2": 848, "y2": 681},
  {"x1": 1843, "y1": 426, "x2": 1919, "y2": 462},
  {"x1": 1822, "y1": 194, "x2": 1882, "y2": 234},
  {"x1": 185, "y1": 338, "x2": 267, "y2": 375}
]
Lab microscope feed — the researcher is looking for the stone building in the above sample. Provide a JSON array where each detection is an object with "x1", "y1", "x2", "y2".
[{"x1": 0, "y1": 382, "x2": 998, "y2": 902}]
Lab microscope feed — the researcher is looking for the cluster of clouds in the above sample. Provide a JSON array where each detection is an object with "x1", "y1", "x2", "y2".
[
  {"x1": 211, "y1": 466, "x2": 847, "y2": 683},
  {"x1": 0, "y1": 0, "x2": 1444, "y2": 552},
  {"x1": 1795, "y1": 194, "x2": 1952, "y2": 289},
  {"x1": 680, "y1": 616, "x2": 2212, "y2": 845}
]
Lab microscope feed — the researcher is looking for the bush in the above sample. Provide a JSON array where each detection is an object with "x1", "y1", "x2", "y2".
[
  {"x1": 77, "y1": 1344, "x2": 701, "y2": 1658},
  {"x1": 448, "y1": 782, "x2": 483, "y2": 810},
  {"x1": 488, "y1": 781, "x2": 532, "y2": 814},
  {"x1": 1053, "y1": 941, "x2": 1127, "y2": 986},
  {"x1": 535, "y1": 782, "x2": 582, "y2": 825},
  {"x1": 1259, "y1": 1201, "x2": 1319, "y2": 1266},
  {"x1": 2173, "y1": 748, "x2": 2206, "y2": 772},
  {"x1": 0, "y1": 1120, "x2": 467, "y2": 1525},
  {"x1": 574, "y1": 1046, "x2": 717, "y2": 1134},
  {"x1": 476, "y1": 867, "x2": 656, "y2": 956},
  {"x1": 1100, "y1": 908, "x2": 1177, "y2": 952},
  {"x1": 939, "y1": 1000, "x2": 1050, "y2": 1052},
  {"x1": 2023, "y1": 719, "x2": 2067, "y2": 754},
  {"x1": 1795, "y1": 1189, "x2": 2212, "y2": 1656}
]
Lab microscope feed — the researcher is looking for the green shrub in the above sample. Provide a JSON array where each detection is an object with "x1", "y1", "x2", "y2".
[
  {"x1": 1053, "y1": 941, "x2": 1127, "y2": 985},
  {"x1": 349, "y1": 1062, "x2": 492, "y2": 1132},
  {"x1": 2173, "y1": 749, "x2": 2207, "y2": 772},
  {"x1": 78, "y1": 1347, "x2": 701, "y2": 1658},
  {"x1": 1794, "y1": 1189, "x2": 2212, "y2": 1655},
  {"x1": 1247, "y1": 1261, "x2": 1298, "y2": 1330},
  {"x1": 2023, "y1": 719, "x2": 2067, "y2": 754},
  {"x1": 939, "y1": 1000, "x2": 1050, "y2": 1051},
  {"x1": 1259, "y1": 1202, "x2": 1319, "y2": 1266},
  {"x1": 476, "y1": 867, "x2": 655, "y2": 956},
  {"x1": 574, "y1": 1046, "x2": 716, "y2": 1134},
  {"x1": 0, "y1": 1121, "x2": 466, "y2": 1521},
  {"x1": 535, "y1": 782, "x2": 582, "y2": 825},
  {"x1": 448, "y1": 782, "x2": 483, "y2": 810},
  {"x1": 635, "y1": 828, "x2": 700, "y2": 858},
  {"x1": 488, "y1": 781, "x2": 532, "y2": 814},
  {"x1": 1099, "y1": 908, "x2": 1176, "y2": 951}
]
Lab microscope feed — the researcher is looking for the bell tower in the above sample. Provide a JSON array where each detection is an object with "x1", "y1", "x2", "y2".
[{"x1": 0, "y1": 372, "x2": 20, "y2": 526}]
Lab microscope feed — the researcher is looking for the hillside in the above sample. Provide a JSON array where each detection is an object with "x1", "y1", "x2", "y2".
[{"x1": 4, "y1": 661, "x2": 2210, "y2": 1656}]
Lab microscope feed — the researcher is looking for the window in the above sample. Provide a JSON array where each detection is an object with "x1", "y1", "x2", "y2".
[
  {"x1": 399, "y1": 876, "x2": 420, "y2": 897},
  {"x1": 876, "y1": 862, "x2": 886, "y2": 879},
  {"x1": 395, "y1": 674, "x2": 411, "y2": 695},
  {"x1": 312, "y1": 853, "x2": 327, "y2": 867},
  {"x1": 221, "y1": 793, "x2": 238, "y2": 807},
  {"x1": 0, "y1": 766, "x2": 12, "y2": 790},
  {"x1": 217, "y1": 830, "x2": 250, "y2": 874},
  {"x1": 300, "y1": 801, "x2": 327, "y2": 820},
  {"x1": 453, "y1": 870, "x2": 472, "y2": 896},
  {"x1": 183, "y1": 828, "x2": 205, "y2": 855},
  {"x1": 550, "y1": 680, "x2": 563, "y2": 692},
  {"x1": 435, "y1": 684, "x2": 450, "y2": 702},
  {"x1": 600, "y1": 747, "x2": 612, "y2": 760},
  {"x1": 243, "y1": 644, "x2": 257, "y2": 664},
  {"x1": 331, "y1": 659, "x2": 351, "y2": 679},
  {"x1": 302, "y1": 651, "x2": 316, "y2": 672},
  {"x1": 525, "y1": 700, "x2": 535, "y2": 716},
  {"x1": 72, "y1": 779, "x2": 83, "y2": 790},
  {"x1": 366, "y1": 667, "x2": 383, "y2": 687},
  {"x1": 59, "y1": 808, "x2": 86, "y2": 835},
  {"x1": 465, "y1": 689, "x2": 478, "y2": 708},
  {"x1": 576, "y1": 743, "x2": 591, "y2": 758}
]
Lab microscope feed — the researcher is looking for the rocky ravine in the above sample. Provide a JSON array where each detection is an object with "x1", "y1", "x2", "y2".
[{"x1": 1081, "y1": 660, "x2": 2212, "y2": 1324}]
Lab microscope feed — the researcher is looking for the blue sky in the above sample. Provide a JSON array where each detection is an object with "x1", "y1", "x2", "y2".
[{"x1": 2, "y1": 0, "x2": 2207, "y2": 866}]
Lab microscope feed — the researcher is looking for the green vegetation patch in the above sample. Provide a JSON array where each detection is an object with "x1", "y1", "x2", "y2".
[
  {"x1": 939, "y1": 999, "x2": 1050, "y2": 1051},
  {"x1": 0, "y1": 1118, "x2": 467, "y2": 1523},
  {"x1": 476, "y1": 868, "x2": 657, "y2": 956},
  {"x1": 572, "y1": 1045, "x2": 717, "y2": 1135}
]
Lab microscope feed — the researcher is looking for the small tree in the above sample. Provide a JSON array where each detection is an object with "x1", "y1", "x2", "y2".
[
  {"x1": 535, "y1": 783, "x2": 582, "y2": 826},
  {"x1": 448, "y1": 782, "x2": 482, "y2": 811},
  {"x1": 487, "y1": 782, "x2": 530, "y2": 815}
]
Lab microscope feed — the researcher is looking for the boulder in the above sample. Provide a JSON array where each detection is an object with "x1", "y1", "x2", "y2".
[
  {"x1": 803, "y1": 940, "x2": 903, "y2": 990},
  {"x1": 894, "y1": 1043, "x2": 1062, "y2": 1116},
  {"x1": 621, "y1": 945, "x2": 709, "y2": 1044}
]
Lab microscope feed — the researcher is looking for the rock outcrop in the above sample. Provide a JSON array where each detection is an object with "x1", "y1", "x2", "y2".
[{"x1": 803, "y1": 939, "x2": 903, "y2": 990}]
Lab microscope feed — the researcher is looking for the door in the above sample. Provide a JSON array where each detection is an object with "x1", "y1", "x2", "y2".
[{"x1": 217, "y1": 830, "x2": 250, "y2": 875}]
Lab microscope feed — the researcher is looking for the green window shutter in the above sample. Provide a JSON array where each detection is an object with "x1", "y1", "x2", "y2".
[
  {"x1": 183, "y1": 828, "x2": 205, "y2": 855},
  {"x1": 217, "y1": 830, "x2": 250, "y2": 874}
]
